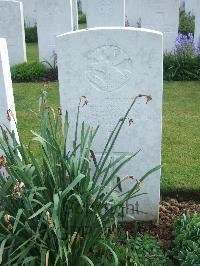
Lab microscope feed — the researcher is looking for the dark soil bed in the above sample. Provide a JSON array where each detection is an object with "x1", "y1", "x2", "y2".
[{"x1": 124, "y1": 198, "x2": 200, "y2": 249}]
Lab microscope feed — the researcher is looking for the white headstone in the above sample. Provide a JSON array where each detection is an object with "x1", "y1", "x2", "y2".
[
  {"x1": 36, "y1": 0, "x2": 73, "y2": 63},
  {"x1": 180, "y1": 0, "x2": 185, "y2": 12},
  {"x1": 72, "y1": 0, "x2": 78, "y2": 30},
  {"x1": 20, "y1": 0, "x2": 37, "y2": 27},
  {"x1": 0, "y1": 0, "x2": 27, "y2": 65},
  {"x1": 81, "y1": 0, "x2": 87, "y2": 14},
  {"x1": 0, "y1": 38, "x2": 19, "y2": 178},
  {"x1": 126, "y1": 0, "x2": 179, "y2": 52},
  {"x1": 185, "y1": 0, "x2": 198, "y2": 16},
  {"x1": 56, "y1": 28, "x2": 163, "y2": 221},
  {"x1": 86, "y1": 0, "x2": 125, "y2": 28},
  {"x1": 195, "y1": 8, "x2": 200, "y2": 45}
]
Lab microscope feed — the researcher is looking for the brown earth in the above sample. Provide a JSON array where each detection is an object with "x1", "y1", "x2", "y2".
[
  {"x1": 125, "y1": 198, "x2": 200, "y2": 249},
  {"x1": 140, "y1": 199, "x2": 200, "y2": 249}
]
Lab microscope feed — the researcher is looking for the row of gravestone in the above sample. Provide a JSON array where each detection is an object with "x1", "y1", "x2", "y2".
[
  {"x1": 0, "y1": 0, "x2": 78, "y2": 65},
  {"x1": 81, "y1": 0, "x2": 200, "y2": 50},
  {"x1": 1, "y1": 0, "x2": 200, "y2": 67}
]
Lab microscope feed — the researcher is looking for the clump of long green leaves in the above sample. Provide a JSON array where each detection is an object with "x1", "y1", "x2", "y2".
[{"x1": 0, "y1": 94, "x2": 159, "y2": 265}]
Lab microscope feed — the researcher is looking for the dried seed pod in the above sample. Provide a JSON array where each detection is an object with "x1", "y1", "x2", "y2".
[
  {"x1": 70, "y1": 232, "x2": 78, "y2": 247},
  {"x1": 80, "y1": 96, "x2": 88, "y2": 107},
  {"x1": 128, "y1": 118, "x2": 134, "y2": 126},
  {"x1": 7, "y1": 109, "x2": 14, "y2": 121},
  {"x1": 58, "y1": 107, "x2": 62, "y2": 115},
  {"x1": 46, "y1": 211, "x2": 52, "y2": 225},
  {"x1": 0, "y1": 156, "x2": 6, "y2": 169},
  {"x1": 4, "y1": 214, "x2": 11, "y2": 223}
]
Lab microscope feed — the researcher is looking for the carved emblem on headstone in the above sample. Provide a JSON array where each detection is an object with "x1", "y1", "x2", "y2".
[{"x1": 86, "y1": 45, "x2": 132, "y2": 92}]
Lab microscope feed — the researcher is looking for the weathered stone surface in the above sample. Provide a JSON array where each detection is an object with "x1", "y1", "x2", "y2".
[
  {"x1": 180, "y1": 0, "x2": 185, "y2": 12},
  {"x1": 80, "y1": 0, "x2": 87, "y2": 14},
  {"x1": 20, "y1": 0, "x2": 37, "y2": 27},
  {"x1": 36, "y1": 0, "x2": 73, "y2": 63},
  {"x1": 126, "y1": 0, "x2": 179, "y2": 52},
  {"x1": 195, "y1": 11, "x2": 200, "y2": 45},
  {"x1": 0, "y1": 0, "x2": 27, "y2": 65},
  {"x1": 0, "y1": 38, "x2": 18, "y2": 178},
  {"x1": 86, "y1": 0, "x2": 125, "y2": 27},
  {"x1": 72, "y1": 0, "x2": 78, "y2": 30},
  {"x1": 56, "y1": 28, "x2": 163, "y2": 221},
  {"x1": 185, "y1": 0, "x2": 198, "y2": 15}
]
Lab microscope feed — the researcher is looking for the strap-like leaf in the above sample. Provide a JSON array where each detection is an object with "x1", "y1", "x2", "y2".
[{"x1": 29, "y1": 202, "x2": 52, "y2": 220}]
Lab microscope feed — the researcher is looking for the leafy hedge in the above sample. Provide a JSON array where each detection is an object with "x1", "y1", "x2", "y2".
[
  {"x1": 25, "y1": 26, "x2": 38, "y2": 43},
  {"x1": 11, "y1": 62, "x2": 47, "y2": 82},
  {"x1": 171, "y1": 213, "x2": 200, "y2": 265},
  {"x1": 179, "y1": 11, "x2": 195, "y2": 36},
  {"x1": 164, "y1": 53, "x2": 200, "y2": 81},
  {"x1": 11, "y1": 62, "x2": 58, "y2": 83}
]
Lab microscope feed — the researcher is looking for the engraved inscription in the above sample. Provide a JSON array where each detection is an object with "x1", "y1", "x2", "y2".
[{"x1": 86, "y1": 45, "x2": 132, "y2": 92}]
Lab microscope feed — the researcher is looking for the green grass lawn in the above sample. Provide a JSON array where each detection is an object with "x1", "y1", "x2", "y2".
[
  {"x1": 13, "y1": 81, "x2": 200, "y2": 198},
  {"x1": 18, "y1": 42, "x2": 200, "y2": 198},
  {"x1": 26, "y1": 43, "x2": 39, "y2": 63}
]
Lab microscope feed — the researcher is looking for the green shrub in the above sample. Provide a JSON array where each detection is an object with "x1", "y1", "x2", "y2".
[
  {"x1": 11, "y1": 62, "x2": 47, "y2": 82},
  {"x1": 42, "y1": 52, "x2": 58, "y2": 81},
  {"x1": 179, "y1": 11, "x2": 195, "y2": 36},
  {"x1": 95, "y1": 233, "x2": 170, "y2": 265},
  {"x1": 164, "y1": 53, "x2": 200, "y2": 81},
  {"x1": 0, "y1": 94, "x2": 157, "y2": 265},
  {"x1": 78, "y1": 12, "x2": 86, "y2": 24},
  {"x1": 25, "y1": 26, "x2": 38, "y2": 43},
  {"x1": 171, "y1": 213, "x2": 200, "y2": 265}
]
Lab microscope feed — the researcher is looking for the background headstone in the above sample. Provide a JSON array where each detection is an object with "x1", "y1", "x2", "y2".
[
  {"x1": 185, "y1": 0, "x2": 198, "y2": 16},
  {"x1": 36, "y1": 0, "x2": 73, "y2": 63},
  {"x1": 86, "y1": 0, "x2": 125, "y2": 27},
  {"x1": 72, "y1": 0, "x2": 78, "y2": 30},
  {"x1": 195, "y1": 10, "x2": 200, "y2": 45},
  {"x1": 80, "y1": 0, "x2": 87, "y2": 14},
  {"x1": 180, "y1": 0, "x2": 185, "y2": 12},
  {"x1": 20, "y1": 0, "x2": 37, "y2": 27},
  {"x1": 56, "y1": 28, "x2": 163, "y2": 221},
  {"x1": 0, "y1": 38, "x2": 19, "y2": 178},
  {"x1": 126, "y1": 0, "x2": 179, "y2": 52},
  {"x1": 0, "y1": 0, "x2": 27, "y2": 65}
]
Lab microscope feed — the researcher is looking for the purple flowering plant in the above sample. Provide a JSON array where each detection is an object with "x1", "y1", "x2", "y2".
[{"x1": 175, "y1": 33, "x2": 200, "y2": 55}]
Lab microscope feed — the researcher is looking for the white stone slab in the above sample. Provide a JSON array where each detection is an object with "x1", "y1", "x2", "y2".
[
  {"x1": 185, "y1": 0, "x2": 198, "y2": 16},
  {"x1": 180, "y1": 0, "x2": 185, "y2": 12},
  {"x1": 72, "y1": 0, "x2": 78, "y2": 30},
  {"x1": 195, "y1": 11, "x2": 200, "y2": 45},
  {"x1": 0, "y1": 1, "x2": 27, "y2": 65},
  {"x1": 80, "y1": 0, "x2": 87, "y2": 14},
  {"x1": 36, "y1": 0, "x2": 73, "y2": 63},
  {"x1": 56, "y1": 27, "x2": 163, "y2": 221},
  {"x1": 86, "y1": 0, "x2": 125, "y2": 28},
  {"x1": 20, "y1": 0, "x2": 37, "y2": 27},
  {"x1": 0, "y1": 0, "x2": 37, "y2": 27},
  {"x1": 0, "y1": 38, "x2": 19, "y2": 178},
  {"x1": 126, "y1": 0, "x2": 179, "y2": 52}
]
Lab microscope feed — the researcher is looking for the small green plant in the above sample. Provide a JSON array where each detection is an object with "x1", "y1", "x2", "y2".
[
  {"x1": 95, "y1": 231, "x2": 170, "y2": 266},
  {"x1": 164, "y1": 52, "x2": 200, "y2": 81},
  {"x1": 42, "y1": 50, "x2": 58, "y2": 81},
  {"x1": 0, "y1": 94, "x2": 158, "y2": 265},
  {"x1": 78, "y1": 12, "x2": 86, "y2": 24},
  {"x1": 179, "y1": 11, "x2": 195, "y2": 36},
  {"x1": 11, "y1": 62, "x2": 47, "y2": 82},
  {"x1": 171, "y1": 213, "x2": 200, "y2": 265},
  {"x1": 25, "y1": 26, "x2": 38, "y2": 43}
]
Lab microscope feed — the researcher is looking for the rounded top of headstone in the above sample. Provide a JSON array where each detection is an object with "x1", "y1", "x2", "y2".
[{"x1": 57, "y1": 27, "x2": 163, "y2": 40}]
